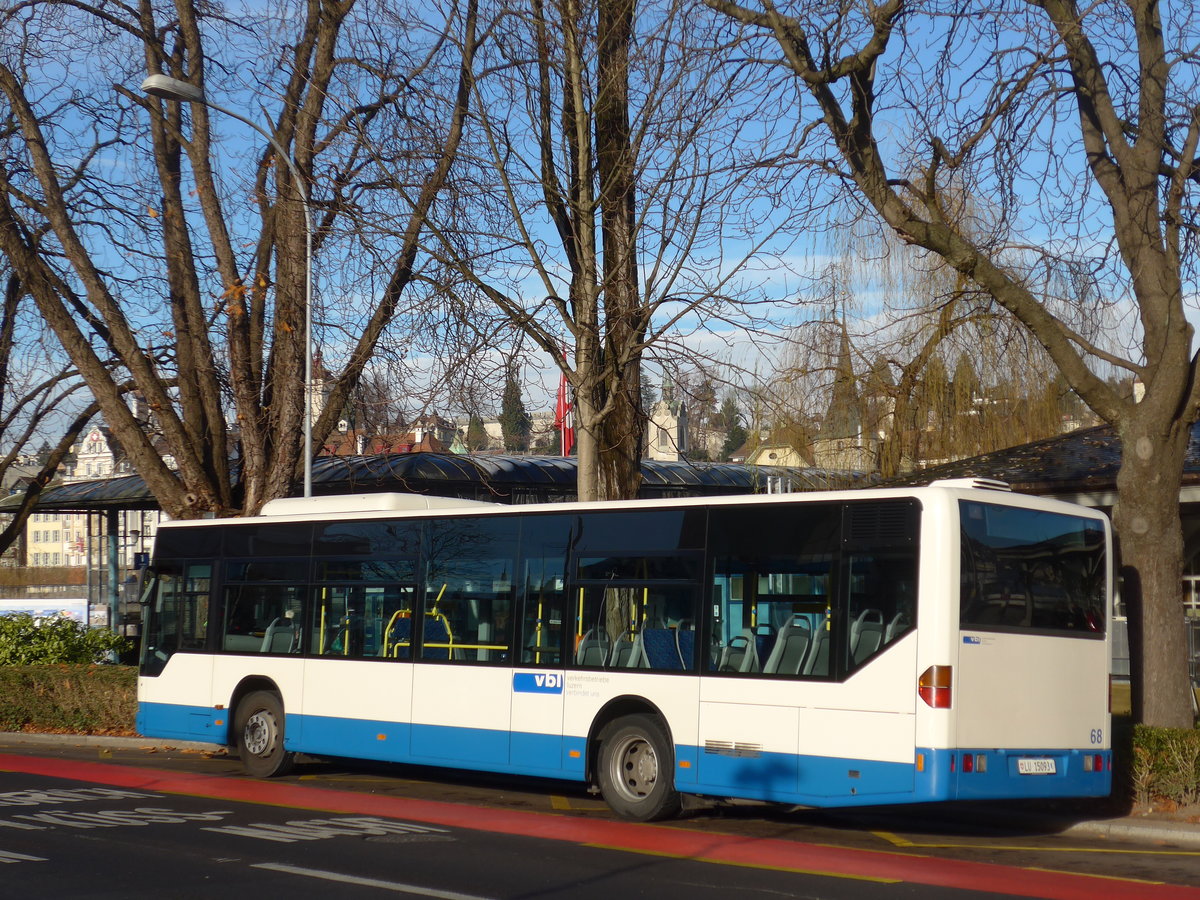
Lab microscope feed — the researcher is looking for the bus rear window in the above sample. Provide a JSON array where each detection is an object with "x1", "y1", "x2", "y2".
[{"x1": 959, "y1": 501, "x2": 1106, "y2": 636}]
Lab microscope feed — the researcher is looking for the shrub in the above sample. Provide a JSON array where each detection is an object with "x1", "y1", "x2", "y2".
[
  {"x1": 0, "y1": 665, "x2": 136, "y2": 734},
  {"x1": 0, "y1": 613, "x2": 131, "y2": 665},
  {"x1": 1130, "y1": 724, "x2": 1200, "y2": 809}
]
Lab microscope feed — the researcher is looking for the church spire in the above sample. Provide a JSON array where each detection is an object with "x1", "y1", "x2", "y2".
[{"x1": 821, "y1": 320, "x2": 861, "y2": 440}]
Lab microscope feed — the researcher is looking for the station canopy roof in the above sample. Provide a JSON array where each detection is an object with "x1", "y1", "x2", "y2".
[
  {"x1": 883, "y1": 421, "x2": 1200, "y2": 496},
  {"x1": 0, "y1": 453, "x2": 866, "y2": 514}
]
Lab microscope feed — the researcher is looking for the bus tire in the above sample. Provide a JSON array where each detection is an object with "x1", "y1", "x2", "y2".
[
  {"x1": 234, "y1": 690, "x2": 295, "y2": 778},
  {"x1": 597, "y1": 714, "x2": 681, "y2": 821}
]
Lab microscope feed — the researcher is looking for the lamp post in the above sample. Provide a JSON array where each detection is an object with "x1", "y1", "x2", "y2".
[{"x1": 141, "y1": 74, "x2": 314, "y2": 497}]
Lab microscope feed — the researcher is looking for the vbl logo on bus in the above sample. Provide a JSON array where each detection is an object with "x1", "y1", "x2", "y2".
[{"x1": 513, "y1": 672, "x2": 564, "y2": 694}]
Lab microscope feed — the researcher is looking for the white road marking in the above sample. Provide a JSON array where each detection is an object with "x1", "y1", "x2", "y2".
[
  {"x1": 251, "y1": 862, "x2": 495, "y2": 900},
  {"x1": 0, "y1": 850, "x2": 47, "y2": 863}
]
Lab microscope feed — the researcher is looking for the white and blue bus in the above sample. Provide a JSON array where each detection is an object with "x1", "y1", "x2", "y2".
[{"x1": 137, "y1": 479, "x2": 1112, "y2": 820}]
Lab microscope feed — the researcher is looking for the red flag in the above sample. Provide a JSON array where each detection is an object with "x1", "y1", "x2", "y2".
[{"x1": 554, "y1": 369, "x2": 575, "y2": 455}]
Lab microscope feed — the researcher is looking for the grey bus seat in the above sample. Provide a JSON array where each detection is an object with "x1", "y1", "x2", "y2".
[
  {"x1": 575, "y1": 629, "x2": 610, "y2": 666},
  {"x1": 261, "y1": 617, "x2": 297, "y2": 653},
  {"x1": 719, "y1": 629, "x2": 760, "y2": 673},
  {"x1": 885, "y1": 610, "x2": 909, "y2": 643},
  {"x1": 763, "y1": 616, "x2": 812, "y2": 675},
  {"x1": 851, "y1": 608, "x2": 885, "y2": 663},
  {"x1": 802, "y1": 622, "x2": 830, "y2": 675},
  {"x1": 609, "y1": 631, "x2": 638, "y2": 667}
]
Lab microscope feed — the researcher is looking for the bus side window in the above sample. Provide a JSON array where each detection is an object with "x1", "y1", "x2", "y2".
[
  {"x1": 845, "y1": 550, "x2": 917, "y2": 671},
  {"x1": 141, "y1": 562, "x2": 211, "y2": 674},
  {"x1": 308, "y1": 560, "x2": 416, "y2": 659},
  {"x1": 424, "y1": 518, "x2": 518, "y2": 663},
  {"x1": 707, "y1": 503, "x2": 840, "y2": 679},
  {"x1": 223, "y1": 582, "x2": 303, "y2": 654},
  {"x1": 520, "y1": 557, "x2": 566, "y2": 666}
]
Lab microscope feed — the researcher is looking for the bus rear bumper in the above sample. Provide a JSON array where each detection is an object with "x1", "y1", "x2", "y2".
[{"x1": 915, "y1": 747, "x2": 1113, "y2": 801}]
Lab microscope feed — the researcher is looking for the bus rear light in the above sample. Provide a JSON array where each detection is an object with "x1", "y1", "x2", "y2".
[
  {"x1": 960, "y1": 753, "x2": 987, "y2": 774},
  {"x1": 1084, "y1": 754, "x2": 1104, "y2": 772},
  {"x1": 918, "y1": 665, "x2": 952, "y2": 708}
]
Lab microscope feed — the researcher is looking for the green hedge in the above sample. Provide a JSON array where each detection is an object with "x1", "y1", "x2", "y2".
[
  {"x1": 0, "y1": 614, "x2": 130, "y2": 665},
  {"x1": 0, "y1": 665, "x2": 136, "y2": 734},
  {"x1": 1130, "y1": 723, "x2": 1200, "y2": 809}
]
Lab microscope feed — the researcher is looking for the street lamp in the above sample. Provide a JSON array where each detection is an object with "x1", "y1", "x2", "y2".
[{"x1": 141, "y1": 74, "x2": 314, "y2": 497}]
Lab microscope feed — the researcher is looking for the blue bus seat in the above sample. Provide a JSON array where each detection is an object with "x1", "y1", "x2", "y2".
[
  {"x1": 385, "y1": 615, "x2": 412, "y2": 657},
  {"x1": 422, "y1": 613, "x2": 454, "y2": 659},
  {"x1": 640, "y1": 627, "x2": 684, "y2": 670},
  {"x1": 675, "y1": 627, "x2": 695, "y2": 670}
]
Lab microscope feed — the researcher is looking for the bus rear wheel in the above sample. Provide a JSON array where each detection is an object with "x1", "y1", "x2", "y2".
[
  {"x1": 234, "y1": 690, "x2": 295, "y2": 778},
  {"x1": 597, "y1": 714, "x2": 681, "y2": 821}
]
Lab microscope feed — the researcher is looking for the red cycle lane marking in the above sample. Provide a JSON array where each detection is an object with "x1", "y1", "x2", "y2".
[{"x1": 0, "y1": 751, "x2": 1194, "y2": 900}]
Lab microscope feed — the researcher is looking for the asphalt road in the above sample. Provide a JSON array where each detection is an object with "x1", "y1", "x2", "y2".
[{"x1": 0, "y1": 737, "x2": 1198, "y2": 899}]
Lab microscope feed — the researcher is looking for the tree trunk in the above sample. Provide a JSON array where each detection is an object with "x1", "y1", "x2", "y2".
[
  {"x1": 575, "y1": 385, "x2": 601, "y2": 503},
  {"x1": 1113, "y1": 413, "x2": 1194, "y2": 727},
  {"x1": 596, "y1": 373, "x2": 643, "y2": 500},
  {"x1": 594, "y1": 0, "x2": 643, "y2": 502}
]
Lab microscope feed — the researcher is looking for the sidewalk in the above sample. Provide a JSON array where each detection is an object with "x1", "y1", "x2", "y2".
[{"x1": 2, "y1": 731, "x2": 1198, "y2": 850}]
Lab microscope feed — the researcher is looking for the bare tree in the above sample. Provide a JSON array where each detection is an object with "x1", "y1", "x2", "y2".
[
  {"x1": 709, "y1": 0, "x2": 1200, "y2": 725},
  {"x1": 421, "y1": 0, "x2": 805, "y2": 500},
  {"x1": 0, "y1": 270, "x2": 97, "y2": 554},
  {"x1": 0, "y1": 0, "x2": 478, "y2": 517}
]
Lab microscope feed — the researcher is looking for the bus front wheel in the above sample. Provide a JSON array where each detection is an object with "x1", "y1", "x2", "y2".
[
  {"x1": 234, "y1": 690, "x2": 295, "y2": 778},
  {"x1": 597, "y1": 714, "x2": 681, "y2": 821}
]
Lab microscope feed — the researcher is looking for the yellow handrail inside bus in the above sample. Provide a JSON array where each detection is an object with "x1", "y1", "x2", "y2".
[{"x1": 431, "y1": 583, "x2": 448, "y2": 612}]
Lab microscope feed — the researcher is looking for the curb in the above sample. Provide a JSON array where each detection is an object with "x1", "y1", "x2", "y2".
[
  {"x1": 0, "y1": 731, "x2": 226, "y2": 753},
  {"x1": 1060, "y1": 815, "x2": 1200, "y2": 849}
]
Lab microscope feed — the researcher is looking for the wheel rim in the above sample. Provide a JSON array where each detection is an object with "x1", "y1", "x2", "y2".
[
  {"x1": 609, "y1": 733, "x2": 658, "y2": 801},
  {"x1": 243, "y1": 709, "x2": 275, "y2": 757}
]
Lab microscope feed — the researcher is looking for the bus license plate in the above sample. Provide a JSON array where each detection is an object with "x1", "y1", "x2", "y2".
[{"x1": 1017, "y1": 758, "x2": 1056, "y2": 775}]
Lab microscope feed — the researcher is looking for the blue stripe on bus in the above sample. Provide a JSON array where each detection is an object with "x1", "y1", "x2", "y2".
[
  {"x1": 137, "y1": 703, "x2": 1110, "y2": 804},
  {"x1": 137, "y1": 701, "x2": 225, "y2": 743},
  {"x1": 290, "y1": 714, "x2": 588, "y2": 780},
  {"x1": 689, "y1": 749, "x2": 916, "y2": 804}
]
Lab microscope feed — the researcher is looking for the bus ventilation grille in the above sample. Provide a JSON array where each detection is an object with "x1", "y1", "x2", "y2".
[
  {"x1": 846, "y1": 503, "x2": 913, "y2": 543},
  {"x1": 704, "y1": 740, "x2": 763, "y2": 758}
]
